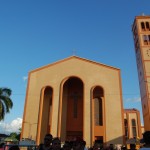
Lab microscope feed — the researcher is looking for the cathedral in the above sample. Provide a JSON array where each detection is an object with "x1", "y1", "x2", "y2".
[
  {"x1": 21, "y1": 56, "x2": 124, "y2": 146},
  {"x1": 21, "y1": 14, "x2": 150, "y2": 147}
]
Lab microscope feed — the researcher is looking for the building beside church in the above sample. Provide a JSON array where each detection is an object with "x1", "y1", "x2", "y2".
[
  {"x1": 21, "y1": 56, "x2": 125, "y2": 146},
  {"x1": 132, "y1": 15, "x2": 150, "y2": 131},
  {"x1": 124, "y1": 109, "x2": 142, "y2": 140}
]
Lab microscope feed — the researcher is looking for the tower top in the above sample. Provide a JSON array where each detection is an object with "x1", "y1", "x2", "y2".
[{"x1": 135, "y1": 15, "x2": 150, "y2": 19}]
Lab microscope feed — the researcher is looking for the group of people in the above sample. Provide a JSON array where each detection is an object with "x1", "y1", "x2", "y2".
[
  {"x1": 0, "y1": 131, "x2": 150, "y2": 150},
  {"x1": 37, "y1": 133, "x2": 111, "y2": 150},
  {"x1": 36, "y1": 134, "x2": 130, "y2": 150},
  {"x1": 38, "y1": 134, "x2": 88, "y2": 150},
  {"x1": 37, "y1": 131, "x2": 150, "y2": 150}
]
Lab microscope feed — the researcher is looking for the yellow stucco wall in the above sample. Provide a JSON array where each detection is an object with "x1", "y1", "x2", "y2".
[{"x1": 22, "y1": 56, "x2": 124, "y2": 146}]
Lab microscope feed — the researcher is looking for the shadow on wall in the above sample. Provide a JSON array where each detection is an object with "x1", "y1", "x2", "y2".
[{"x1": 94, "y1": 135, "x2": 125, "y2": 146}]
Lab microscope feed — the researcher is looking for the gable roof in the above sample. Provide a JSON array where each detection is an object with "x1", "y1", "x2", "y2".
[{"x1": 30, "y1": 55, "x2": 120, "y2": 73}]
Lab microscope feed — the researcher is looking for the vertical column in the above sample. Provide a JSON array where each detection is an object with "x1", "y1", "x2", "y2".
[
  {"x1": 51, "y1": 86, "x2": 60, "y2": 137},
  {"x1": 83, "y1": 87, "x2": 92, "y2": 147}
]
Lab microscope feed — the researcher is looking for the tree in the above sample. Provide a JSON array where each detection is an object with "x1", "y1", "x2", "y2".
[
  {"x1": 9, "y1": 128, "x2": 22, "y2": 140},
  {"x1": 16, "y1": 128, "x2": 21, "y2": 140},
  {"x1": 0, "y1": 88, "x2": 13, "y2": 121}
]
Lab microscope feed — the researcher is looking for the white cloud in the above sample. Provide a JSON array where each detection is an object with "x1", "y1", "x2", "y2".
[
  {"x1": 23, "y1": 76, "x2": 28, "y2": 82},
  {"x1": 124, "y1": 97, "x2": 141, "y2": 103},
  {"x1": 0, "y1": 118, "x2": 22, "y2": 134}
]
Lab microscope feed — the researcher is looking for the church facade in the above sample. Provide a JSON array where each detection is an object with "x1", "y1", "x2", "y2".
[{"x1": 21, "y1": 56, "x2": 125, "y2": 146}]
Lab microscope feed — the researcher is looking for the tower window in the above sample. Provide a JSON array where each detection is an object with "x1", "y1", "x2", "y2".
[
  {"x1": 141, "y1": 22, "x2": 145, "y2": 31},
  {"x1": 146, "y1": 22, "x2": 150, "y2": 30},
  {"x1": 141, "y1": 22, "x2": 150, "y2": 31},
  {"x1": 143, "y1": 35, "x2": 148, "y2": 45},
  {"x1": 131, "y1": 119, "x2": 137, "y2": 137},
  {"x1": 148, "y1": 35, "x2": 150, "y2": 42}
]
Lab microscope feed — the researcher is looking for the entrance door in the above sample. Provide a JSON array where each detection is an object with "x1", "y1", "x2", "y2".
[{"x1": 62, "y1": 77, "x2": 83, "y2": 140}]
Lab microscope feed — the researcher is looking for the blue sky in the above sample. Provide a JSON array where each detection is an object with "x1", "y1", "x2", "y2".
[{"x1": 0, "y1": 0, "x2": 150, "y2": 133}]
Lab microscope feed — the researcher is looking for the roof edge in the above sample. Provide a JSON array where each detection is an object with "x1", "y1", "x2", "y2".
[{"x1": 29, "y1": 55, "x2": 120, "y2": 74}]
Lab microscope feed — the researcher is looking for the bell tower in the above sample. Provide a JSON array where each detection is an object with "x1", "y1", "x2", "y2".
[{"x1": 132, "y1": 15, "x2": 150, "y2": 131}]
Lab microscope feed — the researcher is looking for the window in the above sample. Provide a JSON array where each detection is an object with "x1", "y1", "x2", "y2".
[
  {"x1": 124, "y1": 119, "x2": 128, "y2": 140},
  {"x1": 141, "y1": 22, "x2": 150, "y2": 31},
  {"x1": 143, "y1": 34, "x2": 150, "y2": 44},
  {"x1": 124, "y1": 119, "x2": 128, "y2": 126},
  {"x1": 146, "y1": 22, "x2": 150, "y2": 30},
  {"x1": 93, "y1": 86, "x2": 103, "y2": 126},
  {"x1": 132, "y1": 119, "x2": 137, "y2": 137},
  {"x1": 141, "y1": 22, "x2": 145, "y2": 31},
  {"x1": 149, "y1": 35, "x2": 150, "y2": 42},
  {"x1": 94, "y1": 98, "x2": 103, "y2": 126},
  {"x1": 71, "y1": 92, "x2": 79, "y2": 118},
  {"x1": 143, "y1": 35, "x2": 148, "y2": 45}
]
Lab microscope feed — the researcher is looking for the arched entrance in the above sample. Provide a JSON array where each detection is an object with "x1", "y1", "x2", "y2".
[
  {"x1": 61, "y1": 77, "x2": 83, "y2": 141},
  {"x1": 92, "y1": 86, "x2": 105, "y2": 144},
  {"x1": 37, "y1": 86, "x2": 53, "y2": 144}
]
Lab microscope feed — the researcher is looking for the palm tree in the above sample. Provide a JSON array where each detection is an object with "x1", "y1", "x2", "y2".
[{"x1": 0, "y1": 88, "x2": 13, "y2": 121}]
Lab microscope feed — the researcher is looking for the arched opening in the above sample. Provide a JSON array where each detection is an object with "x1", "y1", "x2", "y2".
[
  {"x1": 131, "y1": 119, "x2": 137, "y2": 138},
  {"x1": 146, "y1": 22, "x2": 150, "y2": 30},
  {"x1": 94, "y1": 97, "x2": 103, "y2": 126},
  {"x1": 38, "y1": 86, "x2": 53, "y2": 143},
  {"x1": 124, "y1": 119, "x2": 128, "y2": 140},
  {"x1": 92, "y1": 86, "x2": 104, "y2": 144},
  {"x1": 141, "y1": 22, "x2": 145, "y2": 31},
  {"x1": 61, "y1": 77, "x2": 84, "y2": 141}
]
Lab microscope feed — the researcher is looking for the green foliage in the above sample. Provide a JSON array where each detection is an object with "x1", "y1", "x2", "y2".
[
  {"x1": 9, "y1": 128, "x2": 22, "y2": 141},
  {"x1": 0, "y1": 88, "x2": 13, "y2": 121},
  {"x1": 10, "y1": 132, "x2": 17, "y2": 138}
]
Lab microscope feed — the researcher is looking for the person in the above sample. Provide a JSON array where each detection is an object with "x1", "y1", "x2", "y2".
[
  {"x1": 63, "y1": 141, "x2": 72, "y2": 150},
  {"x1": 9, "y1": 145, "x2": 20, "y2": 150},
  {"x1": 0, "y1": 143, "x2": 4, "y2": 150},
  {"x1": 109, "y1": 144, "x2": 114, "y2": 150},
  {"x1": 116, "y1": 144, "x2": 122, "y2": 150},
  {"x1": 140, "y1": 131, "x2": 150, "y2": 150},
  {"x1": 121, "y1": 145, "x2": 126, "y2": 150},
  {"x1": 93, "y1": 142, "x2": 101, "y2": 150},
  {"x1": 51, "y1": 137, "x2": 61, "y2": 150},
  {"x1": 130, "y1": 144, "x2": 136, "y2": 150},
  {"x1": 83, "y1": 140, "x2": 88, "y2": 150},
  {"x1": 72, "y1": 137, "x2": 85, "y2": 150},
  {"x1": 38, "y1": 133, "x2": 53, "y2": 150}
]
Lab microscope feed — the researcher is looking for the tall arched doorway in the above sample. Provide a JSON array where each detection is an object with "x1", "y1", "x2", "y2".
[
  {"x1": 61, "y1": 77, "x2": 84, "y2": 141},
  {"x1": 92, "y1": 86, "x2": 105, "y2": 144},
  {"x1": 37, "y1": 86, "x2": 53, "y2": 143}
]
